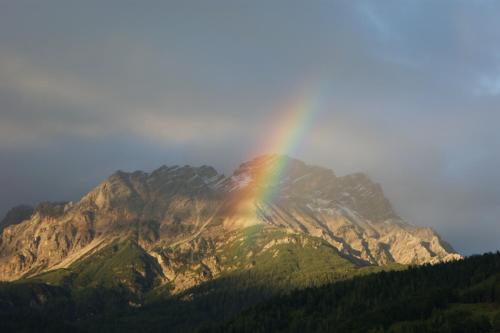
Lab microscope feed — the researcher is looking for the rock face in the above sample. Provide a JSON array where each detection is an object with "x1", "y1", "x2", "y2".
[
  {"x1": 0, "y1": 155, "x2": 461, "y2": 289},
  {"x1": 0, "y1": 205, "x2": 34, "y2": 231}
]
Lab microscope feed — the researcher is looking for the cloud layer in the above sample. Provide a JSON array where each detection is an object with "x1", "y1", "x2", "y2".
[{"x1": 1, "y1": 1, "x2": 500, "y2": 254}]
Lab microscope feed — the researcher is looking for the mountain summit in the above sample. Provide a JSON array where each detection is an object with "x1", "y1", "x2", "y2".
[{"x1": 0, "y1": 156, "x2": 460, "y2": 293}]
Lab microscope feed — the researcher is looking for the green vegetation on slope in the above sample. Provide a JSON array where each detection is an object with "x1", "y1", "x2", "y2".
[
  {"x1": 204, "y1": 252, "x2": 500, "y2": 333},
  {"x1": 83, "y1": 225, "x2": 387, "y2": 332},
  {"x1": 0, "y1": 225, "x2": 388, "y2": 332},
  {"x1": 3, "y1": 241, "x2": 500, "y2": 333},
  {"x1": 29, "y1": 239, "x2": 163, "y2": 293},
  {"x1": 214, "y1": 224, "x2": 389, "y2": 287},
  {"x1": 0, "y1": 281, "x2": 76, "y2": 332}
]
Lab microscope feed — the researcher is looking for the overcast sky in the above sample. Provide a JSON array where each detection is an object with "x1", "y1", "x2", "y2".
[{"x1": 1, "y1": 0, "x2": 499, "y2": 255}]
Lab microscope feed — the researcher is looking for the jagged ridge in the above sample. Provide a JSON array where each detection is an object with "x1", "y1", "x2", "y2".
[{"x1": 0, "y1": 155, "x2": 461, "y2": 295}]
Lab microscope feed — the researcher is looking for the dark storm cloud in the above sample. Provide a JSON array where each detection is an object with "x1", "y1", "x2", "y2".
[{"x1": 1, "y1": 0, "x2": 499, "y2": 254}]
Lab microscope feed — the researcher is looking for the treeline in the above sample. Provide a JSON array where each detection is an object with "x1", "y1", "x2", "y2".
[
  {"x1": 2, "y1": 252, "x2": 500, "y2": 332},
  {"x1": 0, "y1": 281, "x2": 137, "y2": 332},
  {"x1": 201, "y1": 252, "x2": 500, "y2": 333}
]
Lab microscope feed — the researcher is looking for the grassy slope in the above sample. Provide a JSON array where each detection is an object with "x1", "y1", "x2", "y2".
[
  {"x1": 83, "y1": 225, "x2": 389, "y2": 332},
  {"x1": 0, "y1": 225, "x2": 400, "y2": 332},
  {"x1": 28, "y1": 239, "x2": 163, "y2": 292},
  {"x1": 214, "y1": 224, "x2": 392, "y2": 288}
]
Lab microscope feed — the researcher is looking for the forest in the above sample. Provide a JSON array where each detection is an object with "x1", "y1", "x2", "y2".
[
  {"x1": 1, "y1": 252, "x2": 500, "y2": 332},
  {"x1": 201, "y1": 252, "x2": 500, "y2": 333}
]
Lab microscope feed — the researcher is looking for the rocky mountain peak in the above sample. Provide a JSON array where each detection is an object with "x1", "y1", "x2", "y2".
[
  {"x1": 0, "y1": 156, "x2": 462, "y2": 285},
  {"x1": 33, "y1": 202, "x2": 70, "y2": 217},
  {"x1": 233, "y1": 154, "x2": 309, "y2": 178},
  {"x1": 226, "y1": 155, "x2": 393, "y2": 221},
  {"x1": 227, "y1": 155, "x2": 335, "y2": 194}
]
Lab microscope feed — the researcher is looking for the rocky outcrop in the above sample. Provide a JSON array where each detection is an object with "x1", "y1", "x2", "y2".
[{"x1": 0, "y1": 205, "x2": 34, "y2": 231}]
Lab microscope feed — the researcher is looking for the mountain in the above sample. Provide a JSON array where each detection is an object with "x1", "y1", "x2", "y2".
[
  {"x1": 0, "y1": 155, "x2": 460, "y2": 285},
  {"x1": 0, "y1": 155, "x2": 463, "y2": 331}
]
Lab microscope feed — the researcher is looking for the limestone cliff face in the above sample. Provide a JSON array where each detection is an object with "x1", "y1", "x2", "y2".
[
  {"x1": 221, "y1": 155, "x2": 461, "y2": 265},
  {"x1": 0, "y1": 155, "x2": 461, "y2": 286}
]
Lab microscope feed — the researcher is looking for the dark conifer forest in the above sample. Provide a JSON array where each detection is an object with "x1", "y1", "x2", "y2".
[
  {"x1": 1, "y1": 252, "x2": 500, "y2": 332},
  {"x1": 202, "y1": 252, "x2": 500, "y2": 333}
]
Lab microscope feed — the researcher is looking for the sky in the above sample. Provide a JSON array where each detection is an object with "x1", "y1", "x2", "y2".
[{"x1": 1, "y1": 0, "x2": 499, "y2": 255}]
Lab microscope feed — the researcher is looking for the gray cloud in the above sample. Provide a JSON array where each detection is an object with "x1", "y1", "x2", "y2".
[{"x1": 1, "y1": 0, "x2": 499, "y2": 255}]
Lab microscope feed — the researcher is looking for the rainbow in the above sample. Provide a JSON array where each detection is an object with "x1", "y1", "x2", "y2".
[
  {"x1": 223, "y1": 82, "x2": 326, "y2": 233},
  {"x1": 251, "y1": 82, "x2": 326, "y2": 204}
]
